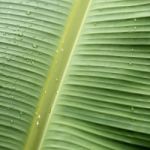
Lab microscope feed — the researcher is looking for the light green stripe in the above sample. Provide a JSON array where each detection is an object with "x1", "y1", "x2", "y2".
[{"x1": 24, "y1": 0, "x2": 91, "y2": 150}]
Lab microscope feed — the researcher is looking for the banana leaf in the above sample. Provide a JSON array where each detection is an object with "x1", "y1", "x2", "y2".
[{"x1": 0, "y1": 0, "x2": 150, "y2": 150}]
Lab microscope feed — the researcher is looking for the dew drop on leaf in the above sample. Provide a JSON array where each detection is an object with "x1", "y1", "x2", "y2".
[
  {"x1": 94, "y1": 22, "x2": 97, "y2": 26},
  {"x1": 26, "y1": 10, "x2": 31, "y2": 15},
  {"x1": 3, "y1": 32, "x2": 6, "y2": 36},
  {"x1": 31, "y1": 60, "x2": 34, "y2": 64},
  {"x1": 32, "y1": 43, "x2": 38, "y2": 48},
  {"x1": 36, "y1": 121, "x2": 39, "y2": 126},
  {"x1": 18, "y1": 111, "x2": 23, "y2": 119},
  {"x1": 10, "y1": 120, "x2": 14, "y2": 124},
  {"x1": 7, "y1": 56, "x2": 11, "y2": 61},
  {"x1": 18, "y1": 32, "x2": 23, "y2": 37},
  {"x1": 131, "y1": 106, "x2": 134, "y2": 112},
  {"x1": 9, "y1": 5, "x2": 12, "y2": 8}
]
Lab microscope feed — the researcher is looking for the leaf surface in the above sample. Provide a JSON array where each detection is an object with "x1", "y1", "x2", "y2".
[{"x1": 0, "y1": 0, "x2": 150, "y2": 150}]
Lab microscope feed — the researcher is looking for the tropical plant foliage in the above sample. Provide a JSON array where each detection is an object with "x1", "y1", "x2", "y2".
[{"x1": 0, "y1": 0, "x2": 150, "y2": 150}]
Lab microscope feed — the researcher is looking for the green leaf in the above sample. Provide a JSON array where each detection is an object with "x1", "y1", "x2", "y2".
[{"x1": 0, "y1": 0, "x2": 150, "y2": 150}]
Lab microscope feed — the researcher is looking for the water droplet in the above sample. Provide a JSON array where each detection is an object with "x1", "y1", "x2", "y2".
[
  {"x1": 18, "y1": 111, "x2": 23, "y2": 119},
  {"x1": 25, "y1": 58, "x2": 30, "y2": 63},
  {"x1": 10, "y1": 120, "x2": 14, "y2": 123},
  {"x1": 36, "y1": 121, "x2": 39, "y2": 126},
  {"x1": 7, "y1": 56, "x2": 11, "y2": 61},
  {"x1": 9, "y1": 5, "x2": 12, "y2": 8},
  {"x1": 44, "y1": 90, "x2": 47, "y2": 94},
  {"x1": 32, "y1": 43, "x2": 38, "y2": 48},
  {"x1": 20, "y1": 38, "x2": 23, "y2": 41},
  {"x1": 26, "y1": 10, "x2": 31, "y2": 15},
  {"x1": 7, "y1": 10, "x2": 10, "y2": 13},
  {"x1": 31, "y1": 60, "x2": 34, "y2": 64},
  {"x1": 3, "y1": 32, "x2": 6, "y2": 36},
  {"x1": 94, "y1": 22, "x2": 97, "y2": 26},
  {"x1": 38, "y1": 115, "x2": 40, "y2": 118},
  {"x1": 134, "y1": 26, "x2": 137, "y2": 30},
  {"x1": 131, "y1": 106, "x2": 134, "y2": 111},
  {"x1": 18, "y1": 32, "x2": 23, "y2": 37},
  {"x1": 134, "y1": 18, "x2": 137, "y2": 22}
]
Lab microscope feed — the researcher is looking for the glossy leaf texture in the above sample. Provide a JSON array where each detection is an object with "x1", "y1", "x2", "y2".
[{"x1": 0, "y1": 0, "x2": 150, "y2": 150}]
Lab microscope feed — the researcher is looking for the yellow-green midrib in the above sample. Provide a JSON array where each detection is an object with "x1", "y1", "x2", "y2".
[{"x1": 23, "y1": 0, "x2": 91, "y2": 150}]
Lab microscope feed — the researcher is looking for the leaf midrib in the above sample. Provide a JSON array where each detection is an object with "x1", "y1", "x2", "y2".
[{"x1": 23, "y1": 0, "x2": 91, "y2": 150}]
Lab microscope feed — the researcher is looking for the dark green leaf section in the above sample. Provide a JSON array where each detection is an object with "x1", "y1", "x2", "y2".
[
  {"x1": 42, "y1": 0, "x2": 150, "y2": 150},
  {"x1": 0, "y1": 0, "x2": 73, "y2": 150}
]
